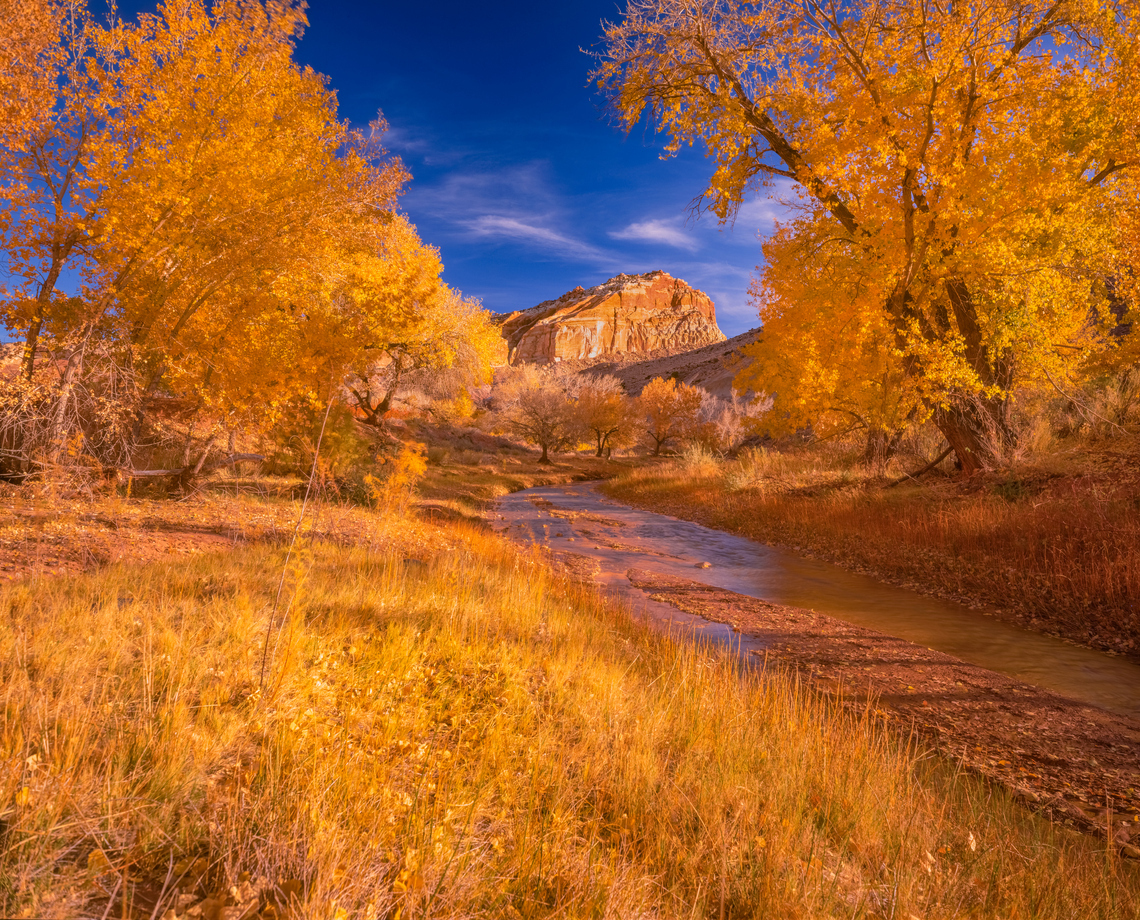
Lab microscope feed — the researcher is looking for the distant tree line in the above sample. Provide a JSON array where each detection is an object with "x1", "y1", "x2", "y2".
[{"x1": 485, "y1": 366, "x2": 767, "y2": 463}]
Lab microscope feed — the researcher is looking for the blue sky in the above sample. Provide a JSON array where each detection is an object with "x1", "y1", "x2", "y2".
[
  {"x1": 104, "y1": 1, "x2": 788, "y2": 337},
  {"x1": 293, "y1": 0, "x2": 786, "y2": 337}
]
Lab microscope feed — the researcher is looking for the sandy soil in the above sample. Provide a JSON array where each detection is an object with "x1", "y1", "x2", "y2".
[
  {"x1": 625, "y1": 568, "x2": 1140, "y2": 858},
  {"x1": 0, "y1": 491, "x2": 252, "y2": 580}
]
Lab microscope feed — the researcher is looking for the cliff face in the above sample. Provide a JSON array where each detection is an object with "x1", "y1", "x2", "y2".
[{"x1": 496, "y1": 271, "x2": 726, "y2": 365}]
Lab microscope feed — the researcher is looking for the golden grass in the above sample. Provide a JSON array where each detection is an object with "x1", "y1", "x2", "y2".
[
  {"x1": 606, "y1": 446, "x2": 1140, "y2": 655},
  {"x1": 415, "y1": 452, "x2": 630, "y2": 523},
  {"x1": 2, "y1": 497, "x2": 1139, "y2": 918}
]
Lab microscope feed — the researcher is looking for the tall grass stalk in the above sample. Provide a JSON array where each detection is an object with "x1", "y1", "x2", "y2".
[{"x1": 259, "y1": 394, "x2": 335, "y2": 691}]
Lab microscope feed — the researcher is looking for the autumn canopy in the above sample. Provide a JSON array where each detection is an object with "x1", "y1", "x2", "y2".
[
  {"x1": 598, "y1": 0, "x2": 1139, "y2": 471},
  {"x1": 0, "y1": 0, "x2": 496, "y2": 479}
]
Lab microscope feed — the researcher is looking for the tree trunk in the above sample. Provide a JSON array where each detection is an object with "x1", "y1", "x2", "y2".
[
  {"x1": 933, "y1": 394, "x2": 1012, "y2": 475},
  {"x1": 22, "y1": 192, "x2": 79, "y2": 380},
  {"x1": 539, "y1": 444, "x2": 550, "y2": 464},
  {"x1": 862, "y1": 428, "x2": 904, "y2": 468},
  {"x1": 374, "y1": 354, "x2": 405, "y2": 419},
  {"x1": 883, "y1": 275, "x2": 1015, "y2": 476},
  {"x1": 22, "y1": 310, "x2": 44, "y2": 382},
  {"x1": 49, "y1": 342, "x2": 87, "y2": 464}
]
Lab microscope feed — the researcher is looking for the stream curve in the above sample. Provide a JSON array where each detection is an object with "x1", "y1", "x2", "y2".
[{"x1": 496, "y1": 482, "x2": 1140, "y2": 721}]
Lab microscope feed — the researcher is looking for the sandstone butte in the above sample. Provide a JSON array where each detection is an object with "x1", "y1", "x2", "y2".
[{"x1": 495, "y1": 271, "x2": 726, "y2": 365}]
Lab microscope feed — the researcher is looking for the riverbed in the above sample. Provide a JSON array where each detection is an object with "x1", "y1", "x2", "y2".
[
  {"x1": 495, "y1": 483, "x2": 1140, "y2": 852},
  {"x1": 496, "y1": 483, "x2": 1140, "y2": 719}
]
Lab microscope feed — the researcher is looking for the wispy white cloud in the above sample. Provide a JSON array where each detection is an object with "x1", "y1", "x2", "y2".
[
  {"x1": 734, "y1": 180, "x2": 801, "y2": 232},
  {"x1": 378, "y1": 123, "x2": 430, "y2": 154},
  {"x1": 609, "y1": 218, "x2": 700, "y2": 251},
  {"x1": 464, "y1": 215, "x2": 606, "y2": 261}
]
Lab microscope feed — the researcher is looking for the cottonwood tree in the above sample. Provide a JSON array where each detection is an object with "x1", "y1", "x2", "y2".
[
  {"x1": 0, "y1": 0, "x2": 61, "y2": 144},
  {"x1": 0, "y1": 0, "x2": 103, "y2": 387},
  {"x1": 598, "y1": 0, "x2": 1140, "y2": 472},
  {"x1": 496, "y1": 366, "x2": 582, "y2": 463},
  {"x1": 0, "y1": 0, "x2": 411, "y2": 474},
  {"x1": 100, "y1": 1, "x2": 407, "y2": 457},
  {"x1": 344, "y1": 223, "x2": 500, "y2": 426},
  {"x1": 638, "y1": 376, "x2": 702, "y2": 455},
  {"x1": 738, "y1": 214, "x2": 914, "y2": 461},
  {"x1": 575, "y1": 374, "x2": 633, "y2": 457}
]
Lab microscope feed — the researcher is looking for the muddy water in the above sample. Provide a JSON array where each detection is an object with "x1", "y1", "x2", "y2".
[{"x1": 496, "y1": 483, "x2": 1140, "y2": 720}]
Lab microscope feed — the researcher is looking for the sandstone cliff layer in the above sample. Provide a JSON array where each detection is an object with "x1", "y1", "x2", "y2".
[{"x1": 496, "y1": 271, "x2": 726, "y2": 365}]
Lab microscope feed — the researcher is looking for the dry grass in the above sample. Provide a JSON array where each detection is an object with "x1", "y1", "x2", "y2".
[
  {"x1": 604, "y1": 441, "x2": 1140, "y2": 656},
  {"x1": 2, "y1": 491, "x2": 1139, "y2": 919},
  {"x1": 415, "y1": 450, "x2": 630, "y2": 523}
]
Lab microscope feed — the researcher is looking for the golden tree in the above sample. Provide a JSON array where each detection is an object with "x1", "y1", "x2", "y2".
[
  {"x1": 497, "y1": 367, "x2": 581, "y2": 464},
  {"x1": 740, "y1": 214, "x2": 914, "y2": 458},
  {"x1": 0, "y1": 0, "x2": 61, "y2": 142},
  {"x1": 342, "y1": 218, "x2": 499, "y2": 427},
  {"x1": 0, "y1": 0, "x2": 411, "y2": 471},
  {"x1": 598, "y1": 0, "x2": 1140, "y2": 472},
  {"x1": 96, "y1": 0, "x2": 406, "y2": 454},
  {"x1": 575, "y1": 375, "x2": 634, "y2": 457},
  {"x1": 638, "y1": 376, "x2": 702, "y2": 455},
  {"x1": 0, "y1": 0, "x2": 102, "y2": 385}
]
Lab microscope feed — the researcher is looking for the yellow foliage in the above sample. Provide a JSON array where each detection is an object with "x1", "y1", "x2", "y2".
[
  {"x1": 0, "y1": 0, "x2": 476, "y2": 467},
  {"x1": 637, "y1": 376, "x2": 702, "y2": 455},
  {"x1": 368, "y1": 443, "x2": 427, "y2": 514},
  {"x1": 599, "y1": 0, "x2": 1140, "y2": 468}
]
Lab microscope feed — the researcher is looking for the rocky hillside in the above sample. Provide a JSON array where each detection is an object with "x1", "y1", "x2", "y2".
[
  {"x1": 579, "y1": 327, "x2": 761, "y2": 399},
  {"x1": 496, "y1": 271, "x2": 725, "y2": 365}
]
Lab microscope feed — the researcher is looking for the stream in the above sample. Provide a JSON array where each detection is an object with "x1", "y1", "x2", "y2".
[{"x1": 496, "y1": 483, "x2": 1140, "y2": 721}]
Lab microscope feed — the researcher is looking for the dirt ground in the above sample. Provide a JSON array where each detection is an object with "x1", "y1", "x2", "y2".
[
  {"x1": 0, "y1": 488, "x2": 256, "y2": 581},
  {"x1": 625, "y1": 568, "x2": 1140, "y2": 858}
]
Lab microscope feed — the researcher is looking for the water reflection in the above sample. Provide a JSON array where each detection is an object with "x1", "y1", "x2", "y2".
[{"x1": 497, "y1": 484, "x2": 1140, "y2": 719}]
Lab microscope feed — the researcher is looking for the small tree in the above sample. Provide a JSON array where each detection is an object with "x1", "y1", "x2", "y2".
[
  {"x1": 509, "y1": 387, "x2": 580, "y2": 464},
  {"x1": 495, "y1": 366, "x2": 581, "y2": 464},
  {"x1": 690, "y1": 389, "x2": 772, "y2": 453},
  {"x1": 638, "y1": 376, "x2": 702, "y2": 456},
  {"x1": 575, "y1": 375, "x2": 633, "y2": 457}
]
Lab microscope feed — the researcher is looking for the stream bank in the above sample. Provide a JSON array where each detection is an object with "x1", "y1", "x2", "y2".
[
  {"x1": 496, "y1": 483, "x2": 1140, "y2": 856},
  {"x1": 601, "y1": 460, "x2": 1140, "y2": 661}
]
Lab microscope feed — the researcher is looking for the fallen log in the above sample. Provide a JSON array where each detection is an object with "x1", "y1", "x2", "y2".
[{"x1": 885, "y1": 444, "x2": 953, "y2": 488}]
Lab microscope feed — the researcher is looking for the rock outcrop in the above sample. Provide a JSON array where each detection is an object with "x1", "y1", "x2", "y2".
[
  {"x1": 496, "y1": 271, "x2": 726, "y2": 365},
  {"x1": 580, "y1": 327, "x2": 762, "y2": 399}
]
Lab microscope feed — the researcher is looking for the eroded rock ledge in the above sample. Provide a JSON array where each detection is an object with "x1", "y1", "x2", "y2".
[{"x1": 496, "y1": 270, "x2": 726, "y2": 365}]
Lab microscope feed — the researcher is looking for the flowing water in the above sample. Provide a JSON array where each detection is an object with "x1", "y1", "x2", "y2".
[{"x1": 496, "y1": 483, "x2": 1140, "y2": 720}]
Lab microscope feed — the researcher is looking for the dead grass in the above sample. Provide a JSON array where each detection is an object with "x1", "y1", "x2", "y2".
[
  {"x1": 1, "y1": 487, "x2": 1139, "y2": 918},
  {"x1": 604, "y1": 440, "x2": 1140, "y2": 657},
  {"x1": 415, "y1": 451, "x2": 630, "y2": 523}
]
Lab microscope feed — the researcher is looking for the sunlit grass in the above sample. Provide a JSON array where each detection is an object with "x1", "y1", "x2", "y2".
[{"x1": 2, "y1": 501, "x2": 1138, "y2": 918}]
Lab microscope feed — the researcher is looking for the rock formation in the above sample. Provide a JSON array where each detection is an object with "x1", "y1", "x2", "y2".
[
  {"x1": 581, "y1": 327, "x2": 762, "y2": 399},
  {"x1": 496, "y1": 271, "x2": 726, "y2": 365}
]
